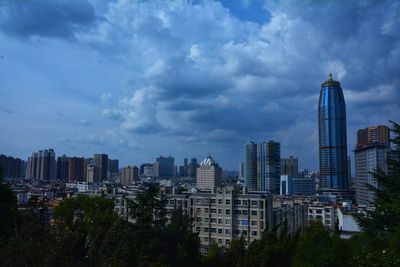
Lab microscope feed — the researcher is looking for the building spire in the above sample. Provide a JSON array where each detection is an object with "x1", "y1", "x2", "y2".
[{"x1": 329, "y1": 72, "x2": 333, "y2": 80}]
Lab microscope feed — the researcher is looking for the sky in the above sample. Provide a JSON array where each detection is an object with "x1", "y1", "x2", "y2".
[{"x1": 0, "y1": 0, "x2": 399, "y2": 171}]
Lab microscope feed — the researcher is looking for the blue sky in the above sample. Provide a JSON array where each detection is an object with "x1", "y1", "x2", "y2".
[{"x1": 0, "y1": 0, "x2": 399, "y2": 171}]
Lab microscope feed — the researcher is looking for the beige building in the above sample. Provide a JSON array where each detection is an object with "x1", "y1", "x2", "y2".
[
  {"x1": 120, "y1": 166, "x2": 139, "y2": 186},
  {"x1": 196, "y1": 155, "x2": 222, "y2": 190}
]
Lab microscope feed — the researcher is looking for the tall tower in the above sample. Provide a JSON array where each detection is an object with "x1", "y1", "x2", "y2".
[
  {"x1": 264, "y1": 141, "x2": 281, "y2": 194},
  {"x1": 244, "y1": 142, "x2": 257, "y2": 190},
  {"x1": 318, "y1": 73, "x2": 349, "y2": 192}
]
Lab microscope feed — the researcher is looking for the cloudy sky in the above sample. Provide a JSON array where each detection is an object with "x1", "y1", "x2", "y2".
[{"x1": 0, "y1": 0, "x2": 399, "y2": 171}]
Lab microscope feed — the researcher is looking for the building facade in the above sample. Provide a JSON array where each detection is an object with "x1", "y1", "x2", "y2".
[
  {"x1": 26, "y1": 149, "x2": 56, "y2": 180},
  {"x1": 56, "y1": 154, "x2": 69, "y2": 180},
  {"x1": 0, "y1": 154, "x2": 26, "y2": 178},
  {"x1": 120, "y1": 166, "x2": 139, "y2": 186},
  {"x1": 318, "y1": 74, "x2": 349, "y2": 192},
  {"x1": 93, "y1": 154, "x2": 108, "y2": 182}
]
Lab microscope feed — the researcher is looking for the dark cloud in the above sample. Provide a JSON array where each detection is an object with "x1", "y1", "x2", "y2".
[{"x1": 0, "y1": 0, "x2": 96, "y2": 39}]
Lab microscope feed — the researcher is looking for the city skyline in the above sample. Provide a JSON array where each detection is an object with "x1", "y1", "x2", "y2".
[{"x1": 1, "y1": 1, "x2": 399, "y2": 170}]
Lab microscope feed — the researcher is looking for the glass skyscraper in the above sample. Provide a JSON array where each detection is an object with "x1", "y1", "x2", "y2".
[{"x1": 318, "y1": 73, "x2": 349, "y2": 191}]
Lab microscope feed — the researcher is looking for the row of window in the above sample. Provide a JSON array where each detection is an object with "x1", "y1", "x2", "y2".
[
  {"x1": 195, "y1": 198, "x2": 261, "y2": 207},
  {"x1": 195, "y1": 207, "x2": 260, "y2": 216},
  {"x1": 196, "y1": 217, "x2": 259, "y2": 226},
  {"x1": 196, "y1": 227, "x2": 258, "y2": 237}
]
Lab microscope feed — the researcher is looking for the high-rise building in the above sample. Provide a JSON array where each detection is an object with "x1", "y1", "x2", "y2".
[
  {"x1": 26, "y1": 149, "x2": 56, "y2": 180},
  {"x1": 0, "y1": 154, "x2": 26, "y2": 178},
  {"x1": 108, "y1": 159, "x2": 119, "y2": 179},
  {"x1": 189, "y1": 158, "x2": 198, "y2": 179},
  {"x1": 264, "y1": 141, "x2": 281, "y2": 194},
  {"x1": 69, "y1": 157, "x2": 85, "y2": 181},
  {"x1": 120, "y1": 166, "x2": 139, "y2": 186},
  {"x1": 244, "y1": 142, "x2": 257, "y2": 190},
  {"x1": 156, "y1": 156, "x2": 175, "y2": 178},
  {"x1": 239, "y1": 162, "x2": 244, "y2": 179},
  {"x1": 196, "y1": 154, "x2": 222, "y2": 190},
  {"x1": 281, "y1": 156, "x2": 298, "y2": 177},
  {"x1": 93, "y1": 154, "x2": 108, "y2": 182},
  {"x1": 86, "y1": 164, "x2": 96, "y2": 183},
  {"x1": 318, "y1": 73, "x2": 349, "y2": 192},
  {"x1": 355, "y1": 125, "x2": 390, "y2": 206},
  {"x1": 56, "y1": 154, "x2": 69, "y2": 180},
  {"x1": 184, "y1": 158, "x2": 189, "y2": 177}
]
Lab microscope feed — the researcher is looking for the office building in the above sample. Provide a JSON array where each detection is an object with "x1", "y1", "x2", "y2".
[
  {"x1": 264, "y1": 141, "x2": 281, "y2": 194},
  {"x1": 244, "y1": 142, "x2": 257, "y2": 190},
  {"x1": 184, "y1": 158, "x2": 189, "y2": 177},
  {"x1": 93, "y1": 154, "x2": 108, "y2": 182},
  {"x1": 142, "y1": 163, "x2": 159, "y2": 177},
  {"x1": 196, "y1": 155, "x2": 222, "y2": 190},
  {"x1": 120, "y1": 166, "x2": 139, "y2": 186},
  {"x1": 156, "y1": 156, "x2": 175, "y2": 178},
  {"x1": 239, "y1": 162, "x2": 244, "y2": 179},
  {"x1": 280, "y1": 175, "x2": 316, "y2": 196},
  {"x1": 281, "y1": 156, "x2": 298, "y2": 177},
  {"x1": 355, "y1": 125, "x2": 390, "y2": 205},
  {"x1": 56, "y1": 154, "x2": 69, "y2": 180},
  {"x1": 69, "y1": 157, "x2": 85, "y2": 181},
  {"x1": 318, "y1": 73, "x2": 349, "y2": 192}
]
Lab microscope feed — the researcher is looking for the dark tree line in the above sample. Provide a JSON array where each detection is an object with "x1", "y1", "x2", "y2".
[{"x1": 0, "y1": 122, "x2": 399, "y2": 266}]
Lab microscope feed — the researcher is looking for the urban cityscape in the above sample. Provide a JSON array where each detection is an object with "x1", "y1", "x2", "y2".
[{"x1": 0, "y1": 1, "x2": 399, "y2": 266}]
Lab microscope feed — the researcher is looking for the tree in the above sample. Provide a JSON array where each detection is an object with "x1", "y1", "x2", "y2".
[{"x1": 0, "y1": 166, "x2": 18, "y2": 241}]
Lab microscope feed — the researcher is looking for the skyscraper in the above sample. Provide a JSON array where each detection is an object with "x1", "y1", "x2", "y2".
[
  {"x1": 69, "y1": 157, "x2": 85, "y2": 181},
  {"x1": 244, "y1": 142, "x2": 257, "y2": 190},
  {"x1": 196, "y1": 154, "x2": 222, "y2": 190},
  {"x1": 264, "y1": 141, "x2": 281, "y2": 194},
  {"x1": 318, "y1": 74, "x2": 349, "y2": 192},
  {"x1": 156, "y1": 156, "x2": 175, "y2": 178},
  {"x1": 355, "y1": 125, "x2": 390, "y2": 205},
  {"x1": 281, "y1": 156, "x2": 298, "y2": 177}
]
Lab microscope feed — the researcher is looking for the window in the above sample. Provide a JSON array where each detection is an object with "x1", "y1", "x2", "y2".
[
  {"x1": 218, "y1": 239, "x2": 223, "y2": 244},
  {"x1": 218, "y1": 199, "x2": 223, "y2": 204},
  {"x1": 210, "y1": 228, "x2": 217, "y2": 233},
  {"x1": 204, "y1": 198, "x2": 210, "y2": 204},
  {"x1": 204, "y1": 218, "x2": 209, "y2": 223},
  {"x1": 234, "y1": 210, "x2": 241, "y2": 215},
  {"x1": 242, "y1": 200, "x2": 248, "y2": 206},
  {"x1": 226, "y1": 199, "x2": 231, "y2": 205},
  {"x1": 225, "y1": 219, "x2": 230, "y2": 225},
  {"x1": 251, "y1": 210, "x2": 258, "y2": 216},
  {"x1": 196, "y1": 217, "x2": 201, "y2": 222},
  {"x1": 251, "y1": 200, "x2": 258, "y2": 206},
  {"x1": 196, "y1": 208, "x2": 201, "y2": 213},
  {"x1": 218, "y1": 219, "x2": 223, "y2": 224},
  {"x1": 218, "y1": 229, "x2": 223, "y2": 234},
  {"x1": 242, "y1": 210, "x2": 248, "y2": 216},
  {"x1": 204, "y1": 208, "x2": 209, "y2": 213},
  {"x1": 196, "y1": 198, "x2": 202, "y2": 204},
  {"x1": 211, "y1": 209, "x2": 217, "y2": 214},
  {"x1": 234, "y1": 229, "x2": 241, "y2": 235},
  {"x1": 234, "y1": 200, "x2": 241, "y2": 205},
  {"x1": 242, "y1": 230, "x2": 247, "y2": 236},
  {"x1": 251, "y1": 221, "x2": 257, "y2": 226},
  {"x1": 225, "y1": 229, "x2": 231, "y2": 235},
  {"x1": 218, "y1": 209, "x2": 223, "y2": 214},
  {"x1": 234, "y1": 220, "x2": 240, "y2": 225},
  {"x1": 204, "y1": 227, "x2": 209, "y2": 232},
  {"x1": 211, "y1": 198, "x2": 216, "y2": 204},
  {"x1": 226, "y1": 239, "x2": 230, "y2": 244},
  {"x1": 226, "y1": 209, "x2": 230, "y2": 215},
  {"x1": 252, "y1": 231, "x2": 258, "y2": 237},
  {"x1": 211, "y1": 218, "x2": 217, "y2": 223},
  {"x1": 195, "y1": 227, "x2": 201, "y2": 232}
]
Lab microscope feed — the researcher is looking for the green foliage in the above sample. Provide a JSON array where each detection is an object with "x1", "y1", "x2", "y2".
[{"x1": 0, "y1": 166, "x2": 18, "y2": 241}]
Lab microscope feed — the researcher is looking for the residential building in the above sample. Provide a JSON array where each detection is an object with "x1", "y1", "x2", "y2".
[
  {"x1": 0, "y1": 154, "x2": 26, "y2": 178},
  {"x1": 120, "y1": 166, "x2": 139, "y2": 186},
  {"x1": 308, "y1": 203, "x2": 336, "y2": 231},
  {"x1": 56, "y1": 154, "x2": 69, "y2": 180},
  {"x1": 69, "y1": 157, "x2": 85, "y2": 181},
  {"x1": 26, "y1": 149, "x2": 56, "y2": 180},
  {"x1": 93, "y1": 154, "x2": 108, "y2": 182},
  {"x1": 355, "y1": 125, "x2": 390, "y2": 206}
]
